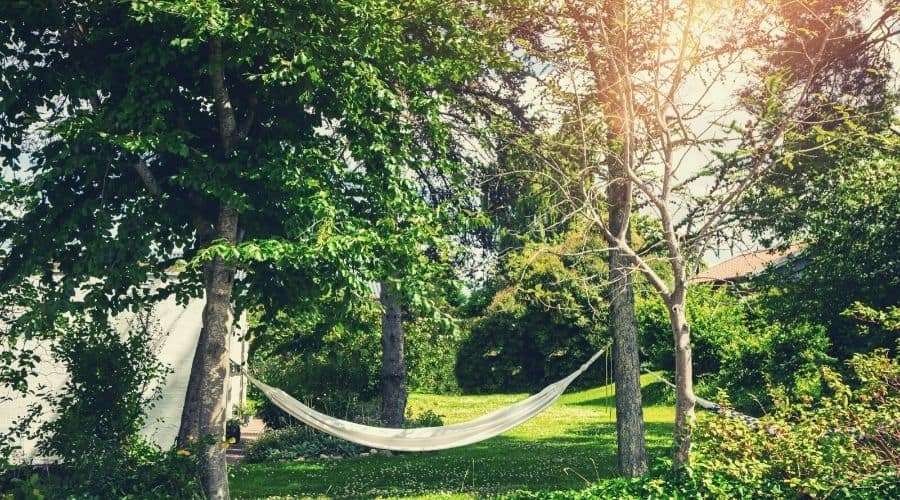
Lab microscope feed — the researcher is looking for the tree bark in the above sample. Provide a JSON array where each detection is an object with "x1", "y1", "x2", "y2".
[
  {"x1": 667, "y1": 285, "x2": 695, "y2": 468},
  {"x1": 607, "y1": 163, "x2": 649, "y2": 477},
  {"x1": 379, "y1": 283, "x2": 407, "y2": 428},
  {"x1": 177, "y1": 36, "x2": 240, "y2": 499},
  {"x1": 177, "y1": 207, "x2": 237, "y2": 500}
]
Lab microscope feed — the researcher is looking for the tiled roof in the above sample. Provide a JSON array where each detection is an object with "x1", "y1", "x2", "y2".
[{"x1": 694, "y1": 244, "x2": 803, "y2": 284}]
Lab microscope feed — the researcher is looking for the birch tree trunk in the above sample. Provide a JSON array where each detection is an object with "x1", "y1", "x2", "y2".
[
  {"x1": 667, "y1": 284, "x2": 695, "y2": 467},
  {"x1": 380, "y1": 283, "x2": 407, "y2": 428}
]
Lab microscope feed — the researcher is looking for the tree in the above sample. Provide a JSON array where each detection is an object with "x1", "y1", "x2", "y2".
[
  {"x1": 751, "y1": 123, "x2": 899, "y2": 359},
  {"x1": 0, "y1": 1, "x2": 513, "y2": 496},
  {"x1": 738, "y1": 0, "x2": 899, "y2": 361},
  {"x1": 506, "y1": 0, "x2": 896, "y2": 467},
  {"x1": 379, "y1": 282, "x2": 407, "y2": 427}
]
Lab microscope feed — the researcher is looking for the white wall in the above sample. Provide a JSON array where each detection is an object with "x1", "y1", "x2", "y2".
[{"x1": 0, "y1": 295, "x2": 248, "y2": 464}]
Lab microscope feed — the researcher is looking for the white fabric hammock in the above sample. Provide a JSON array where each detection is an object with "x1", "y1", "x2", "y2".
[{"x1": 246, "y1": 346, "x2": 608, "y2": 452}]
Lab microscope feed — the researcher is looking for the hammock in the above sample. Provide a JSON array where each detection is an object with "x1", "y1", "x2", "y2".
[
  {"x1": 641, "y1": 369, "x2": 759, "y2": 426},
  {"x1": 246, "y1": 346, "x2": 609, "y2": 452}
]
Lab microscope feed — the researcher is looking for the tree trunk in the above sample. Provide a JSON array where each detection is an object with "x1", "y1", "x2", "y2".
[
  {"x1": 667, "y1": 287, "x2": 695, "y2": 468},
  {"x1": 177, "y1": 206, "x2": 237, "y2": 500},
  {"x1": 379, "y1": 283, "x2": 407, "y2": 428},
  {"x1": 178, "y1": 36, "x2": 245, "y2": 498},
  {"x1": 607, "y1": 165, "x2": 649, "y2": 477}
]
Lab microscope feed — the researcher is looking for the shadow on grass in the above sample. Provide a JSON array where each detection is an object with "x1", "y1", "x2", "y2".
[{"x1": 573, "y1": 380, "x2": 676, "y2": 408}]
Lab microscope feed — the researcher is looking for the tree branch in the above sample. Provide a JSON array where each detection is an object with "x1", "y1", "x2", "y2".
[{"x1": 132, "y1": 160, "x2": 162, "y2": 196}]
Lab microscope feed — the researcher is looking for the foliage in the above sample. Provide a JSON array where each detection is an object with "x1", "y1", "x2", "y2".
[
  {"x1": 691, "y1": 348, "x2": 900, "y2": 498},
  {"x1": 404, "y1": 408, "x2": 445, "y2": 429},
  {"x1": 0, "y1": 278, "x2": 51, "y2": 465},
  {"x1": 0, "y1": 445, "x2": 202, "y2": 499},
  {"x1": 637, "y1": 285, "x2": 751, "y2": 376},
  {"x1": 36, "y1": 312, "x2": 169, "y2": 464},
  {"x1": 0, "y1": 0, "x2": 514, "y2": 314},
  {"x1": 744, "y1": 107, "x2": 900, "y2": 362},
  {"x1": 244, "y1": 426, "x2": 365, "y2": 463},
  {"x1": 0, "y1": 311, "x2": 200, "y2": 498},
  {"x1": 843, "y1": 302, "x2": 900, "y2": 332},
  {"x1": 456, "y1": 233, "x2": 609, "y2": 393},
  {"x1": 250, "y1": 293, "x2": 463, "y2": 427},
  {"x1": 714, "y1": 320, "x2": 832, "y2": 413},
  {"x1": 638, "y1": 284, "x2": 837, "y2": 413},
  {"x1": 404, "y1": 311, "x2": 464, "y2": 394},
  {"x1": 10, "y1": 312, "x2": 193, "y2": 497},
  {"x1": 501, "y1": 349, "x2": 900, "y2": 500}
]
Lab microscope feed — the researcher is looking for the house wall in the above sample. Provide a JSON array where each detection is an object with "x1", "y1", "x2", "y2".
[{"x1": 0, "y1": 295, "x2": 248, "y2": 464}]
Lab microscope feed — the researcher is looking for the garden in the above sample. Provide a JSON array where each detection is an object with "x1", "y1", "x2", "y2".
[{"x1": 1, "y1": 0, "x2": 898, "y2": 499}]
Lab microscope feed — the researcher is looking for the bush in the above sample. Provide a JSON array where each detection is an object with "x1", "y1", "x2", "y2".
[
  {"x1": 403, "y1": 408, "x2": 445, "y2": 428},
  {"x1": 456, "y1": 242, "x2": 608, "y2": 393},
  {"x1": 637, "y1": 285, "x2": 751, "y2": 376},
  {"x1": 37, "y1": 312, "x2": 170, "y2": 463},
  {"x1": 692, "y1": 348, "x2": 900, "y2": 498},
  {"x1": 638, "y1": 286, "x2": 834, "y2": 414},
  {"x1": 0, "y1": 444, "x2": 201, "y2": 499},
  {"x1": 244, "y1": 426, "x2": 364, "y2": 463},
  {"x1": 715, "y1": 320, "x2": 832, "y2": 412},
  {"x1": 405, "y1": 315, "x2": 462, "y2": 394}
]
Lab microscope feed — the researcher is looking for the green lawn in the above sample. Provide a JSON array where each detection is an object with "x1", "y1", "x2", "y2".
[{"x1": 229, "y1": 375, "x2": 676, "y2": 499}]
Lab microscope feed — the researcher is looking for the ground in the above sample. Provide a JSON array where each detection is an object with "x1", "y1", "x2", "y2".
[{"x1": 229, "y1": 375, "x2": 676, "y2": 499}]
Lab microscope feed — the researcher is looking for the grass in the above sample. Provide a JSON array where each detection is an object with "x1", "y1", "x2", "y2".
[{"x1": 229, "y1": 374, "x2": 676, "y2": 499}]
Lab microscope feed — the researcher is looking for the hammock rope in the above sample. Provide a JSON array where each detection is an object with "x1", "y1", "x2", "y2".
[
  {"x1": 641, "y1": 368, "x2": 759, "y2": 426},
  {"x1": 245, "y1": 346, "x2": 609, "y2": 452}
]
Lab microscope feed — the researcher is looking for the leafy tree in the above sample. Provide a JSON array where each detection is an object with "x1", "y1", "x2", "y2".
[
  {"x1": 737, "y1": 0, "x2": 899, "y2": 362},
  {"x1": 501, "y1": 0, "x2": 897, "y2": 468},
  {"x1": 457, "y1": 229, "x2": 610, "y2": 392},
  {"x1": 751, "y1": 124, "x2": 899, "y2": 360},
  {"x1": 0, "y1": 1, "x2": 514, "y2": 495}
]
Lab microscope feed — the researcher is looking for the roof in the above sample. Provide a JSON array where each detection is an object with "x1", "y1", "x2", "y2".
[{"x1": 693, "y1": 244, "x2": 803, "y2": 284}]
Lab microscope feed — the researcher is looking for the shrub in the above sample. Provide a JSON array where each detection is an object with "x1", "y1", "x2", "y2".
[
  {"x1": 37, "y1": 312, "x2": 170, "y2": 465},
  {"x1": 404, "y1": 408, "x2": 445, "y2": 428},
  {"x1": 0, "y1": 310, "x2": 202, "y2": 498},
  {"x1": 693, "y1": 347, "x2": 900, "y2": 498},
  {"x1": 638, "y1": 286, "x2": 834, "y2": 414},
  {"x1": 405, "y1": 315, "x2": 462, "y2": 394},
  {"x1": 455, "y1": 242, "x2": 608, "y2": 393},
  {"x1": 244, "y1": 426, "x2": 364, "y2": 463},
  {"x1": 715, "y1": 320, "x2": 832, "y2": 412},
  {"x1": 637, "y1": 285, "x2": 751, "y2": 376},
  {"x1": 0, "y1": 444, "x2": 202, "y2": 499}
]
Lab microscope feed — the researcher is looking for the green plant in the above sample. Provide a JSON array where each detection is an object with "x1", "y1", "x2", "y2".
[
  {"x1": 637, "y1": 284, "x2": 751, "y2": 376},
  {"x1": 0, "y1": 441, "x2": 202, "y2": 499},
  {"x1": 403, "y1": 408, "x2": 445, "y2": 428},
  {"x1": 0, "y1": 311, "x2": 204, "y2": 498},
  {"x1": 692, "y1": 348, "x2": 900, "y2": 498},
  {"x1": 456, "y1": 236, "x2": 609, "y2": 393},
  {"x1": 243, "y1": 426, "x2": 365, "y2": 463}
]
